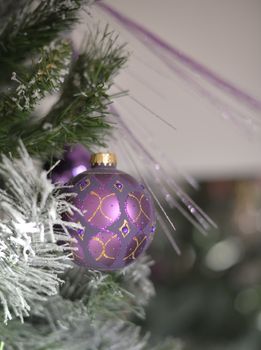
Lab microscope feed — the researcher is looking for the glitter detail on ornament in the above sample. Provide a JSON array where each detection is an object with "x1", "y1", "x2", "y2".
[
  {"x1": 126, "y1": 192, "x2": 152, "y2": 229},
  {"x1": 76, "y1": 221, "x2": 85, "y2": 240},
  {"x1": 79, "y1": 177, "x2": 91, "y2": 191},
  {"x1": 83, "y1": 189, "x2": 121, "y2": 229},
  {"x1": 124, "y1": 233, "x2": 147, "y2": 264},
  {"x1": 88, "y1": 231, "x2": 121, "y2": 267},
  {"x1": 151, "y1": 224, "x2": 156, "y2": 233},
  {"x1": 114, "y1": 181, "x2": 123, "y2": 192},
  {"x1": 119, "y1": 219, "x2": 130, "y2": 238}
]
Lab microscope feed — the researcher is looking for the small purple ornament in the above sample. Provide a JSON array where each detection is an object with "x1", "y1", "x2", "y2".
[
  {"x1": 51, "y1": 144, "x2": 91, "y2": 185},
  {"x1": 64, "y1": 152, "x2": 156, "y2": 271}
]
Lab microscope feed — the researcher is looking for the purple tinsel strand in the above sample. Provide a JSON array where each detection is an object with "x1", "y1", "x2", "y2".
[{"x1": 98, "y1": 2, "x2": 261, "y2": 112}]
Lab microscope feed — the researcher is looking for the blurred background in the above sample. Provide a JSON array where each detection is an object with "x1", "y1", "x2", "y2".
[
  {"x1": 147, "y1": 179, "x2": 261, "y2": 350},
  {"x1": 95, "y1": 1, "x2": 261, "y2": 349}
]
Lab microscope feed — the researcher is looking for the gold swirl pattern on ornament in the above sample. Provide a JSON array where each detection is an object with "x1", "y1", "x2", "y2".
[
  {"x1": 87, "y1": 191, "x2": 116, "y2": 223},
  {"x1": 129, "y1": 193, "x2": 150, "y2": 221},
  {"x1": 93, "y1": 234, "x2": 117, "y2": 261},
  {"x1": 79, "y1": 178, "x2": 91, "y2": 191},
  {"x1": 124, "y1": 236, "x2": 147, "y2": 261}
]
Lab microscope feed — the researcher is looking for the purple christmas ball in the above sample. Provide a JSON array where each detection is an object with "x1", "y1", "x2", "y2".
[
  {"x1": 64, "y1": 152, "x2": 156, "y2": 271},
  {"x1": 51, "y1": 144, "x2": 91, "y2": 185}
]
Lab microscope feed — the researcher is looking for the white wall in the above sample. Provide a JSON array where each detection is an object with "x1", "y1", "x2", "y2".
[{"x1": 97, "y1": 0, "x2": 261, "y2": 179}]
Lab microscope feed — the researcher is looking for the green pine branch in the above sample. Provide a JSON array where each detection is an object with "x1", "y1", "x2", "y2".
[
  {"x1": 0, "y1": 40, "x2": 71, "y2": 117},
  {"x1": 0, "y1": 40, "x2": 72, "y2": 155},
  {"x1": 0, "y1": 27, "x2": 127, "y2": 158},
  {"x1": 0, "y1": 0, "x2": 90, "y2": 80},
  {"x1": 8, "y1": 27, "x2": 127, "y2": 158},
  {"x1": 0, "y1": 257, "x2": 182, "y2": 350}
]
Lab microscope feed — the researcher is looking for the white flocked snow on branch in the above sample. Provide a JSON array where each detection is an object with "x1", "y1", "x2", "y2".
[{"x1": 0, "y1": 142, "x2": 78, "y2": 324}]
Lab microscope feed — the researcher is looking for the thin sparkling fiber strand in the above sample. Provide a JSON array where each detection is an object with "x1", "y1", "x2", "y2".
[
  {"x1": 98, "y1": 2, "x2": 261, "y2": 112},
  {"x1": 97, "y1": 3, "x2": 261, "y2": 138},
  {"x1": 132, "y1": 39, "x2": 261, "y2": 136},
  {"x1": 111, "y1": 106, "x2": 216, "y2": 236},
  {"x1": 122, "y1": 47, "x2": 261, "y2": 136},
  {"x1": 116, "y1": 94, "x2": 199, "y2": 190},
  {"x1": 118, "y1": 110, "x2": 216, "y2": 230},
  {"x1": 115, "y1": 83, "x2": 177, "y2": 131},
  {"x1": 119, "y1": 138, "x2": 181, "y2": 255}
]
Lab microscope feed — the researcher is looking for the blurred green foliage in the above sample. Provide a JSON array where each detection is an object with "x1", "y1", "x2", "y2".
[{"x1": 145, "y1": 179, "x2": 261, "y2": 350}]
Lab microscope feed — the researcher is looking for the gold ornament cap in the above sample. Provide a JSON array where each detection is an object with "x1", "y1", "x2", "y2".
[{"x1": 90, "y1": 152, "x2": 117, "y2": 168}]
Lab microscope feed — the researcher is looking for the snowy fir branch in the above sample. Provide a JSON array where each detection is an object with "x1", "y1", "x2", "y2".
[
  {"x1": 0, "y1": 40, "x2": 71, "y2": 120},
  {"x1": 0, "y1": 297, "x2": 148, "y2": 350},
  {"x1": 121, "y1": 255, "x2": 156, "y2": 308},
  {"x1": 27, "y1": 25, "x2": 128, "y2": 157},
  {"x1": 60, "y1": 258, "x2": 153, "y2": 318},
  {"x1": 0, "y1": 0, "x2": 91, "y2": 80},
  {"x1": 0, "y1": 26, "x2": 127, "y2": 158},
  {"x1": 0, "y1": 143, "x2": 76, "y2": 324},
  {"x1": 1, "y1": 256, "x2": 181, "y2": 350},
  {"x1": 60, "y1": 256, "x2": 155, "y2": 322},
  {"x1": 1, "y1": 309, "x2": 182, "y2": 350}
]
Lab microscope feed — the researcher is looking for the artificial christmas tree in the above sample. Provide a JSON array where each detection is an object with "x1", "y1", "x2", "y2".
[
  {"x1": 0, "y1": 1, "x2": 182, "y2": 349},
  {"x1": 1, "y1": 1, "x2": 259, "y2": 349}
]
